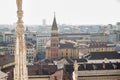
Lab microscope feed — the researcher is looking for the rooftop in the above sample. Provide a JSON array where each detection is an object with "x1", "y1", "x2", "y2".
[
  {"x1": 28, "y1": 64, "x2": 57, "y2": 75},
  {"x1": 87, "y1": 51, "x2": 120, "y2": 60},
  {"x1": 0, "y1": 55, "x2": 14, "y2": 67},
  {"x1": 78, "y1": 62, "x2": 120, "y2": 71}
]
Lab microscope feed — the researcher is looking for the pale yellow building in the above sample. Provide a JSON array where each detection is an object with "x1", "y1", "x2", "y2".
[
  {"x1": 46, "y1": 39, "x2": 79, "y2": 59},
  {"x1": 88, "y1": 41, "x2": 115, "y2": 52}
]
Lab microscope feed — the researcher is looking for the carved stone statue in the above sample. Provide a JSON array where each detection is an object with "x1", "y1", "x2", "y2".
[
  {"x1": 73, "y1": 60, "x2": 78, "y2": 80},
  {"x1": 16, "y1": 0, "x2": 22, "y2": 11},
  {"x1": 14, "y1": 0, "x2": 28, "y2": 80},
  {"x1": 16, "y1": 0, "x2": 23, "y2": 22},
  {"x1": 74, "y1": 60, "x2": 78, "y2": 71}
]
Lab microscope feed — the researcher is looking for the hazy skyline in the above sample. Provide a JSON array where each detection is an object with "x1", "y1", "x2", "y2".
[{"x1": 0, "y1": 0, "x2": 120, "y2": 25}]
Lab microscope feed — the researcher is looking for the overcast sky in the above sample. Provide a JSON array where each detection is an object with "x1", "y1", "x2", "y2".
[{"x1": 0, "y1": 0, "x2": 120, "y2": 25}]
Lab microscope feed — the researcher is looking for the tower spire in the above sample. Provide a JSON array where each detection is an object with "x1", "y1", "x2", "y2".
[
  {"x1": 14, "y1": 0, "x2": 28, "y2": 80},
  {"x1": 52, "y1": 12, "x2": 58, "y2": 30}
]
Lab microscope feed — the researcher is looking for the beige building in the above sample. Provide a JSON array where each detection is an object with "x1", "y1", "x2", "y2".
[
  {"x1": 88, "y1": 41, "x2": 115, "y2": 52},
  {"x1": 26, "y1": 42, "x2": 36, "y2": 65},
  {"x1": 78, "y1": 70, "x2": 120, "y2": 80},
  {"x1": 6, "y1": 42, "x2": 36, "y2": 65},
  {"x1": 73, "y1": 60, "x2": 120, "y2": 80}
]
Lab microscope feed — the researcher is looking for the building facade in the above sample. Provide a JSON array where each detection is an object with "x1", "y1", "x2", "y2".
[
  {"x1": 7, "y1": 44, "x2": 14, "y2": 55},
  {"x1": 46, "y1": 39, "x2": 79, "y2": 59},
  {"x1": 88, "y1": 41, "x2": 115, "y2": 52},
  {"x1": 36, "y1": 33, "x2": 50, "y2": 53},
  {"x1": 58, "y1": 40, "x2": 79, "y2": 59},
  {"x1": 26, "y1": 42, "x2": 36, "y2": 65},
  {"x1": 6, "y1": 42, "x2": 36, "y2": 64},
  {"x1": 3, "y1": 32, "x2": 15, "y2": 43},
  {"x1": 77, "y1": 62, "x2": 120, "y2": 80}
]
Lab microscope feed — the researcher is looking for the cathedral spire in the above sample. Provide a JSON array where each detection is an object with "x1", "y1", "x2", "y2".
[{"x1": 14, "y1": 0, "x2": 28, "y2": 80}]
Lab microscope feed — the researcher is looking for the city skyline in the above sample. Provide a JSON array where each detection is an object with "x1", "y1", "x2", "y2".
[{"x1": 0, "y1": 0, "x2": 120, "y2": 25}]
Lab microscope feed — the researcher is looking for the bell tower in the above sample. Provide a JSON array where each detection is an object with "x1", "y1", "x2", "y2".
[
  {"x1": 14, "y1": 0, "x2": 28, "y2": 80},
  {"x1": 50, "y1": 14, "x2": 59, "y2": 60}
]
